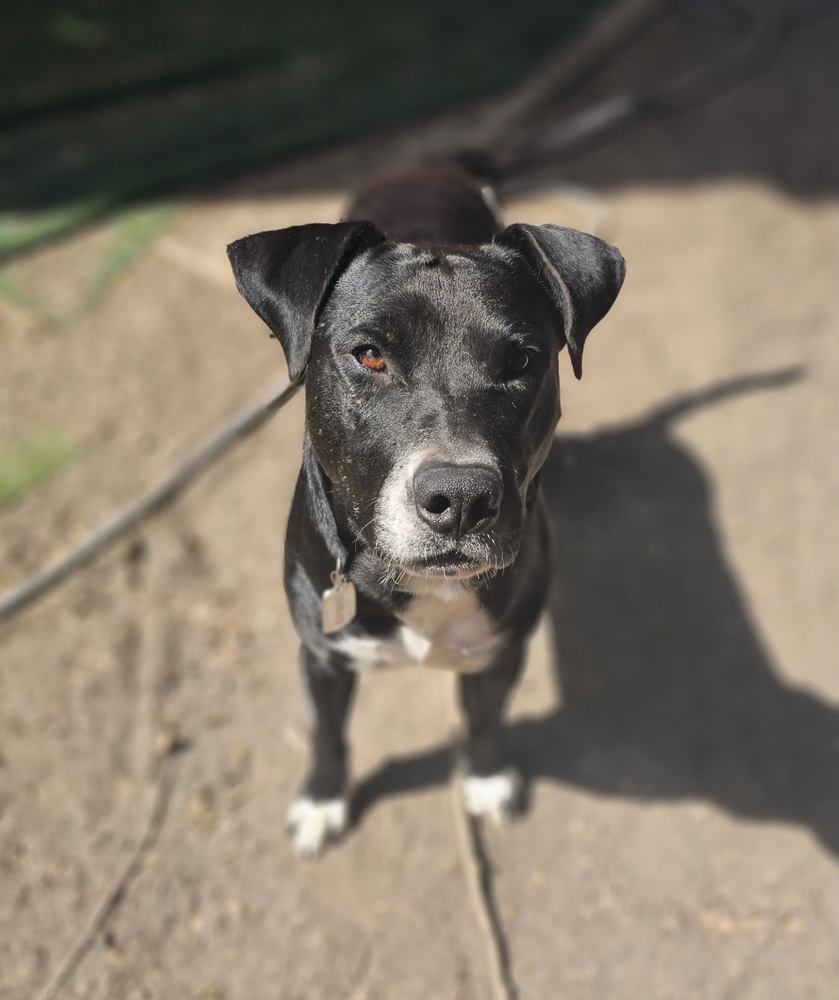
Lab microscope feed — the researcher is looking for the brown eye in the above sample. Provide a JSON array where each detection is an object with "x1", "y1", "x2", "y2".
[{"x1": 355, "y1": 346, "x2": 387, "y2": 372}]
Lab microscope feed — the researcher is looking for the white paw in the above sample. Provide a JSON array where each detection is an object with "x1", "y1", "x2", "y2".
[
  {"x1": 286, "y1": 797, "x2": 348, "y2": 858},
  {"x1": 462, "y1": 769, "x2": 522, "y2": 823}
]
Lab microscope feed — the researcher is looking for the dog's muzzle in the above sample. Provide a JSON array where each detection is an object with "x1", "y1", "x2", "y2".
[
  {"x1": 372, "y1": 449, "x2": 523, "y2": 577},
  {"x1": 412, "y1": 461, "x2": 502, "y2": 537}
]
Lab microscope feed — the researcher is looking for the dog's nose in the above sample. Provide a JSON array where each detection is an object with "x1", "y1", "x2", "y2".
[{"x1": 413, "y1": 462, "x2": 502, "y2": 536}]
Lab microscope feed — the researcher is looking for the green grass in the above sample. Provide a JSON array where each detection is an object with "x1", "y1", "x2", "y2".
[
  {"x1": 85, "y1": 204, "x2": 177, "y2": 312},
  {"x1": 0, "y1": 427, "x2": 80, "y2": 507},
  {"x1": 0, "y1": 202, "x2": 176, "y2": 327}
]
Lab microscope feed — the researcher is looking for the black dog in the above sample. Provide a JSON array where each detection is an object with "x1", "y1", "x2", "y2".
[{"x1": 228, "y1": 163, "x2": 625, "y2": 856}]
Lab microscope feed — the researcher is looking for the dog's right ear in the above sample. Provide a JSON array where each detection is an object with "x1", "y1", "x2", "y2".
[
  {"x1": 494, "y1": 223, "x2": 625, "y2": 380},
  {"x1": 227, "y1": 221, "x2": 386, "y2": 382}
]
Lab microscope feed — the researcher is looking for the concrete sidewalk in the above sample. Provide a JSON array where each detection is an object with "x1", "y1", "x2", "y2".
[{"x1": 1, "y1": 8, "x2": 837, "y2": 1000}]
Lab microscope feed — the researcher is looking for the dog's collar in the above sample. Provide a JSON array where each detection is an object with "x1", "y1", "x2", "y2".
[
  {"x1": 302, "y1": 433, "x2": 352, "y2": 570},
  {"x1": 301, "y1": 434, "x2": 361, "y2": 632}
]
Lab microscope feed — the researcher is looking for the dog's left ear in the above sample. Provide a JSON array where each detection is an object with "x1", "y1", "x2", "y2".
[
  {"x1": 227, "y1": 221, "x2": 386, "y2": 382},
  {"x1": 494, "y1": 224, "x2": 626, "y2": 379}
]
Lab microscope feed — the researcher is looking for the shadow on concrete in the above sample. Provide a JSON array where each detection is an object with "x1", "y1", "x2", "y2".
[
  {"x1": 518, "y1": 4, "x2": 839, "y2": 202},
  {"x1": 354, "y1": 370, "x2": 839, "y2": 856}
]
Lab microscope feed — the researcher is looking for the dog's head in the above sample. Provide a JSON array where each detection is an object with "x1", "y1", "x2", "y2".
[{"x1": 228, "y1": 221, "x2": 624, "y2": 579}]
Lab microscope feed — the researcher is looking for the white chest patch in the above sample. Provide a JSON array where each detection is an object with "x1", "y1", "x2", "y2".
[{"x1": 330, "y1": 579, "x2": 501, "y2": 674}]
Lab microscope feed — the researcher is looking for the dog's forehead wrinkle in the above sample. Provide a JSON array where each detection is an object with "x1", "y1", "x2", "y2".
[
  {"x1": 326, "y1": 247, "x2": 555, "y2": 356},
  {"x1": 343, "y1": 242, "x2": 520, "y2": 299}
]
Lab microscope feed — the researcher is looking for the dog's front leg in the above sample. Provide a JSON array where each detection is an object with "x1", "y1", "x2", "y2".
[
  {"x1": 286, "y1": 646, "x2": 357, "y2": 857},
  {"x1": 458, "y1": 646, "x2": 525, "y2": 822}
]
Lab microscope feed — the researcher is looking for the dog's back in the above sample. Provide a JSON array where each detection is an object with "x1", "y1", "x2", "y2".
[{"x1": 344, "y1": 161, "x2": 501, "y2": 245}]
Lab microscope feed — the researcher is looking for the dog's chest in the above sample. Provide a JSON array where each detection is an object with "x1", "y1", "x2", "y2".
[{"x1": 331, "y1": 581, "x2": 501, "y2": 673}]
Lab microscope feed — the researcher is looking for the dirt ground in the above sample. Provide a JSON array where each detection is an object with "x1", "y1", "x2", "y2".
[{"x1": 1, "y1": 8, "x2": 837, "y2": 1000}]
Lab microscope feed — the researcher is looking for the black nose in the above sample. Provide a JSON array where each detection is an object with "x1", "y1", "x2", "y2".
[{"x1": 413, "y1": 461, "x2": 503, "y2": 536}]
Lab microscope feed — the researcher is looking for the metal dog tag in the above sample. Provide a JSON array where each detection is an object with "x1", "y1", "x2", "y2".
[{"x1": 322, "y1": 571, "x2": 357, "y2": 633}]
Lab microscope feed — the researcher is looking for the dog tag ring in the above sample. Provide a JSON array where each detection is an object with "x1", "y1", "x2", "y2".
[{"x1": 322, "y1": 570, "x2": 357, "y2": 633}]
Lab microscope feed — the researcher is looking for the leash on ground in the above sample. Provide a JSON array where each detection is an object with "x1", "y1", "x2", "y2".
[
  {"x1": 451, "y1": 757, "x2": 521, "y2": 1000},
  {"x1": 0, "y1": 0, "x2": 798, "y2": 624},
  {"x1": 0, "y1": 380, "x2": 302, "y2": 622},
  {"x1": 32, "y1": 746, "x2": 180, "y2": 1000}
]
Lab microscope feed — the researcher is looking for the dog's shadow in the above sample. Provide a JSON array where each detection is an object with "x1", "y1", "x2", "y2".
[{"x1": 354, "y1": 370, "x2": 839, "y2": 856}]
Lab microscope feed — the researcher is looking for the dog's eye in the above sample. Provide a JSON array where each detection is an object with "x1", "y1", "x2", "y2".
[
  {"x1": 504, "y1": 351, "x2": 530, "y2": 378},
  {"x1": 354, "y1": 346, "x2": 387, "y2": 372}
]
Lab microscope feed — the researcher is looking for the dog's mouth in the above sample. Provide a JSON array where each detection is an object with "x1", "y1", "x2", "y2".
[
  {"x1": 398, "y1": 541, "x2": 517, "y2": 580},
  {"x1": 406, "y1": 551, "x2": 479, "y2": 575}
]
